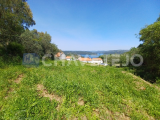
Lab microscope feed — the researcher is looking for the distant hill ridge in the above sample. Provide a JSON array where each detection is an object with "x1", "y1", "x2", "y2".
[{"x1": 63, "y1": 50, "x2": 129, "y2": 55}]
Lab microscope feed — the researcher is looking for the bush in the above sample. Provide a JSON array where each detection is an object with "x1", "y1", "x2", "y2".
[
  {"x1": 7, "y1": 42, "x2": 24, "y2": 57},
  {"x1": 0, "y1": 46, "x2": 5, "y2": 56}
]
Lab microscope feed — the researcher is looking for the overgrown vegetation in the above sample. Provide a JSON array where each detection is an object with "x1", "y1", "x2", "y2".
[
  {"x1": 0, "y1": 0, "x2": 160, "y2": 119},
  {"x1": 0, "y1": 61, "x2": 160, "y2": 119},
  {"x1": 99, "y1": 16, "x2": 160, "y2": 83},
  {"x1": 0, "y1": 0, "x2": 59, "y2": 61},
  {"x1": 121, "y1": 17, "x2": 160, "y2": 83}
]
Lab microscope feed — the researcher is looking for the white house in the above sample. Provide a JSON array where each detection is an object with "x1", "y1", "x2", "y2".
[
  {"x1": 66, "y1": 56, "x2": 71, "y2": 60},
  {"x1": 91, "y1": 58, "x2": 103, "y2": 64},
  {"x1": 78, "y1": 57, "x2": 92, "y2": 63},
  {"x1": 55, "y1": 52, "x2": 66, "y2": 60}
]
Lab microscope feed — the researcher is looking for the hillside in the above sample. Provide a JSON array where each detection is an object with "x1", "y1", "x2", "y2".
[
  {"x1": 63, "y1": 50, "x2": 129, "y2": 55},
  {"x1": 0, "y1": 61, "x2": 160, "y2": 119}
]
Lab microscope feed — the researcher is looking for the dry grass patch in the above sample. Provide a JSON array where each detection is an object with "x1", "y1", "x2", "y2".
[
  {"x1": 133, "y1": 81, "x2": 146, "y2": 91},
  {"x1": 78, "y1": 97, "x2": 85, "y2": 106},
  {"x1": 71, "y1": 115, "x2": 87, "y2": 120},
  {"x1": 99, "y1": 107, "x2": 113, "y2": 120},
  {"x1": 93, "y1": 109, "x2": 99, "y2": 117},
  {"x1": 122, "y1": 99, "x2": 132, "y2": 113},
  {"x1": 98, "y1": 106, "x2": 130, "y2": 120},
  {"x1": 122, "y1": 71, "x2": 160, "y2": 91},
  {"x1": 37, "y1": 84, "x2": 62, "y2": 102},
  {"x1": 136, "y1": 109, "x2": 155, "y2": 120},
  {"x1": 81, "y1": 116, "x2": 87, "y2": 120},
  {"x1": 56, "y1": 104, "x2": 60, "y2": 111},
  {"x1": 5, "y1": 88, "x2": 14, "y2": 99},
  {"x1": 91, "y1": 70, "x2": 96, "y2": 73},
  {"x1": 122, "y1": 99, "x2": 155, "y2": 120},
  {"x1": 114, "y1": 112, "x2": 130, "y2": 120},
  {"x1": 14, "y1": 74, "x2": 23, "y2": 84}
]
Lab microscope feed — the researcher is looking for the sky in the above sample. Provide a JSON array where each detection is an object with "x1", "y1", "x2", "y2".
[{"x1": 27, "y1": 0, "x2": 160, "y2": 51}]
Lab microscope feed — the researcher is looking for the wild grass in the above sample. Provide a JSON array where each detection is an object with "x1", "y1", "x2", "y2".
[{"x1": 0, "y1": 60, "x2": 160, "y2": 119}]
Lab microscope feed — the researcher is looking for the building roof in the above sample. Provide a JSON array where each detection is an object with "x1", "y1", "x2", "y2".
[
  {"x1": 79, "y1": 58, "x2": 92, "y2": 61},
  {"x1": 92, "y1": 58, "x2": 102, "y2": 61},
  {"x1": 66, "y1": 56, "x2": 71, "y2": 59}
]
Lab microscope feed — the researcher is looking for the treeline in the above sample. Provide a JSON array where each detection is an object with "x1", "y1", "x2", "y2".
[
  {"x1": 100, "y1": 16, "x2": 160, "y2": 83},
  {"x1": 129, "y1": 16, "x2": 160, "y2": 83},
  {"x1": 64, "y1": 51, "x2": 95, "y2": 55},
  {"x1": 0, "y1": 0, "x2": 59, "y2": 62},
  {"x1": 64, "y1": 50, "x2": 128, "y2": 55},
  {"x1": 20, "y1": 29, "x2": 59, "y2": 57},
  {"x1": 94, "y1": 50, "x2": 129, "y2": 54}
]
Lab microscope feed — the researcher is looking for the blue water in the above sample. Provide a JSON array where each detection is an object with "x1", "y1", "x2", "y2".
[{"x1": 80, "y1": 53, "x2": 103, "y2": 58}]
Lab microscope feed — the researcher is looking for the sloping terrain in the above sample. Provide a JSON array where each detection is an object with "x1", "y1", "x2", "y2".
[{"x1": 0, "y1": 61, "x2": 160, "y2": 119}]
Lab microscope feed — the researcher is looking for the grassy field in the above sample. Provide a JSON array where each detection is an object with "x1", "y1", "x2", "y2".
[{"x1": 0, "y1": 60, "x2": 160, "y2": 120}]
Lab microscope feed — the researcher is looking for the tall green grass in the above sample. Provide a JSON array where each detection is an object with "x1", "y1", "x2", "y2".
[{"x1": 0, "y1": 60, "x2": 160, "y2": 119}]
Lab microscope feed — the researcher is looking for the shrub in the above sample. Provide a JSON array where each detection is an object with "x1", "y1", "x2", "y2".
[{"x1": 7, "y1": 42, "x2": 24, "y2": 57}]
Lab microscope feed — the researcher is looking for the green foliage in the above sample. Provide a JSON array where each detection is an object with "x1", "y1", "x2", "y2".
[
  {"x1": 0, "y1": 61, "x2": 160, "y2": 119},
  {"x1": 0, "y1": 45, "x2": 5, "y2": 55},
  {"x1": 99, "y1": 55, "x2": 104, "y2": 62},
  {"x1": 20, "y1": 29, "x2": 59, "y2": 57},
  {"x1": 7, "y1": 42, "x2": 24, "y2": 56},
  {"x1": 20, "y1": 29, "x2": 43, "y2": 56},
  {"x1": 119, "y1": 18, "x2": 160, "y2": 83},
  {"x1": 156, "y1": 15, "x2": 160, "y2": 22},
  {"x1": 0, "y1": 0, "x2": 35, "y2": 46},
  {"x1": 138, "y1": 21, "x2": 160, "y2": 82},
  {"x1": 0, "y1": 0, "x2": 59, "y2": 58}
]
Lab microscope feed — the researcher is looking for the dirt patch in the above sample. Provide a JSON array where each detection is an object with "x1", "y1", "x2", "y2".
[
  {"x1": 5, "y1": 88, "x2": 14, "y2": 99},
  {"x1": 122, "y1": 99, "x2": 133, "y2": 114},
  {"x1": 98, "y1": 107, "x2": 130, "y2": 120},
  {"x1": 15, "y1": 74, "x2": 23, "y2": 84},
  {"x1": 56, "y1": 104, "x2": 60, "y2": 111},
  {"x1": 72, "y1": 117, "x2": 78, "y2": 120},
  {"x1": 91, "y1": 70, "x2": 96, "y2": 73},
  {"x1": 105, "y1": 108, "x2": 112, "y2": 115},
  {"x1": 114, "y1": 112, "x2": 130, "y2": 120},
  {"x1": 78, "y1": 97, "x2": 84, "y2": 106},
  {"x1": 81, "y1": 116, "x2": 87, "y2": 120},
  {"x1": 122, "y1": 71, "x2": 160, "y2": 91},
  {"x1": 37, "y1": 84, "x2": 62, "y2": 102},
  {"x1": 98, "y1": 107, "x2": 113, "y2": 120},
  {"x1": 71, "y1": 116, "x2": 87, "y2": 120},
  {"x1": 133, "y1": 81, "x2": 146, "y2": 90},
  {"x1": 139, "y1": 86, "x2": 146, "y2": 90},
  {"x1": 136, "y1": 110, "x2": 155, "y2": 120},
  {"x1": 122, "y1": 99, "x2": 155, "y2": 120},
  {"x1": 93, "y1": 109, "x2": 99, "y2": 117}
]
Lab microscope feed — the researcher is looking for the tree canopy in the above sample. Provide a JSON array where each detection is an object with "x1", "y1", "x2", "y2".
[
  {"x1": 121, "y1": 16, "x2": 160, "y2": 83},
  {"x1": 0, "y1": 0, "x2": 60, "y2": 58},
  {"x1": 20, "y1": 29, "x2": 59, "y2": 57},
  {"x1": 0, "y1": 0, "x2": 35, "y2": 45}
]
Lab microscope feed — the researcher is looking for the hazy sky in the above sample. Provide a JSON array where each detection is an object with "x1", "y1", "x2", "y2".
[{"x1": 27, "y1": 0, "x2": 160, "y2": 51}]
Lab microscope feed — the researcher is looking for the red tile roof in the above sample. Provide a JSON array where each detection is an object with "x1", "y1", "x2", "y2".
[
  {"x1": 79, "y1": 58, "x2": 92, "y2": 61},
  {"x1": 92, "y1": 58, "x2": 102, "y2": 61},
  {"x1": 66, "y1": 56, "x2": 71, "y2": 59}
]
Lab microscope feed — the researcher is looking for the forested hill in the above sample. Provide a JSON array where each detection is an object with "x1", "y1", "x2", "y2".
[{"x1": 63, "y1": 50, "x2": 129, "y2": 55}]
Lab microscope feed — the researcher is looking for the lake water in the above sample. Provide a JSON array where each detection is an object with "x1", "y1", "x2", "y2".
[{"x1": 80, "y1": 53, "x2": 103, "y2": 58}]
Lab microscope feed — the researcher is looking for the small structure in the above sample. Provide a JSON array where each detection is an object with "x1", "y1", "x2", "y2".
[
  {"x1": 91, "y1": 58, "x2": 103, "y2": 64},
  {"x1": 78, "y1": 57, "x2": 92, "y2": 63},
  {"x1": 66, "y1": 56, "x2": 72, "y2": 60},
  {"x1": 55, "y1": 52, "x2": 66, "y2": 60}
]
